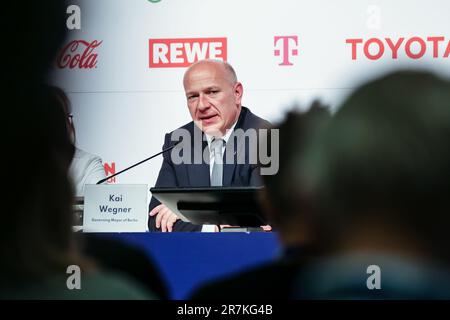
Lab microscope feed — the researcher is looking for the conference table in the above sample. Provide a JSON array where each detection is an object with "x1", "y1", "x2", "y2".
[{"x1": 104, "y1": 232, "x2": 281, "y2": 299}]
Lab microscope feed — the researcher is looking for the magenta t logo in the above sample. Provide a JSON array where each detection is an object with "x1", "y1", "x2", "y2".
[{"x1": 274, "y1": 36, "x2": 299, "y2": 66}]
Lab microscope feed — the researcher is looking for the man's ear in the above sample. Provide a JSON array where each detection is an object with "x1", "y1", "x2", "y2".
[{"x1": 234, "y1": 82, "x2": 243, "y2": 105}]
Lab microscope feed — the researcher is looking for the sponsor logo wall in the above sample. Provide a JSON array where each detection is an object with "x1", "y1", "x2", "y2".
[{"x1": 51, "y1": 0, "x2": 450, "y2": 189}]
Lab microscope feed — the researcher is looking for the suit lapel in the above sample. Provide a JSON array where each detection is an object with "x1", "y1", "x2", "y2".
[
  {"x1": 186, "y1": 126, "x2": 210, "y2": 187},
  {"x1": 222, "y1": 108, "x2": 248, "y2": 186}
]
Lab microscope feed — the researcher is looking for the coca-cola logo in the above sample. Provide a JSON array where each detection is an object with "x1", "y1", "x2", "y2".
[{"x1": 57, "y1": 40, "x2": 102, "y2": 69}]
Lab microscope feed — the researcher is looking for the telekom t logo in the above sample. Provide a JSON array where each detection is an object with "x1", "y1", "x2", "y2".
[{"x1": 274, "y1": 36, "x2": 299, "y2": 66}]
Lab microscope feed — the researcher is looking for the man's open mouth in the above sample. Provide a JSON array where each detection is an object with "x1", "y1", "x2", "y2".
[{"x1": 200, "y1": 114, "x2": 219, "y2": 123}]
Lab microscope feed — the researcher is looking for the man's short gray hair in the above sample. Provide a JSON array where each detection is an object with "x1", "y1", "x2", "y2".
[{"x1": 186, "y1": 59, "x2": 238, "y2": 84}]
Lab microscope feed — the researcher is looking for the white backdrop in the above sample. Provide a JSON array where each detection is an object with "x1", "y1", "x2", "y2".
[{"x1": 51, "y1": 0, "x2": 450, "y2": 188}]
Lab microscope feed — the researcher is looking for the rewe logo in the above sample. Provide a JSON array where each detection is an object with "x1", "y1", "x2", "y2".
[
  {"x1": 104, "y1": 162, "x2": 116, "y2": 183},
  {"x1": 149, "y1": 37, "x2": 227, "y2": 68},
  {"x1": 346, "y1": 36, "x2": 450, "y2": 60},
  {"x1": 57, "y1": 40, "x2": 102, "y2": 69},
  {"x1": 274, "y1": 36, "x2": 299, "y2": 66}
]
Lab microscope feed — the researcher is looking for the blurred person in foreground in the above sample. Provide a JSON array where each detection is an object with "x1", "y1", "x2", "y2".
[
  {"x1": 0, "y1": 1, "x2": 156, "y2": 299},
  {"x1": 48, "y1": 86, "x2": 107, "y2": 197},
  {"x1": 190, "y1": 101, "x2": 331, "y2": 299},
  {"x1": 47, "y1": 85, "x2": 169, "y2": 299},
  {"x1": 293, "y1": 70, "x2": 450, "y2": 299}
]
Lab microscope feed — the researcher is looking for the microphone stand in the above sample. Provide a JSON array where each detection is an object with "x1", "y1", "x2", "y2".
[{"x1": 96, "y1": 140, "x2": 182, "y2": 184}]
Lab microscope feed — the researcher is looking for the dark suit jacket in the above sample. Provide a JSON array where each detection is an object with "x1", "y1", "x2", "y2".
[{"x1": 148, "y1": 106, "x2": 271, "y2": 232}]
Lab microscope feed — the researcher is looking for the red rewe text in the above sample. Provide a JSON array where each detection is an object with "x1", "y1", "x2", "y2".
[
  {"x1": 346, "y1": 36, "x2": 450, "y2": 60},
  {"x1": 149, "y1": 37, "x2": 227, "y2": 68}
]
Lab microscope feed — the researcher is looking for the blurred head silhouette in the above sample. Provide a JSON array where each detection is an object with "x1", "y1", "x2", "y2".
[
  {"x1": 303, "y1": 70, "x2": 450, "y2": 265},
  {"x1": 261, "y1": 101, "x2": 330, "y2": 249},
  {"x1": 48, "y1": 85, "x2": 76, "y2": 143},
  {"x1": 0, "y1": 1, "x2": 86, "y2": 285}
]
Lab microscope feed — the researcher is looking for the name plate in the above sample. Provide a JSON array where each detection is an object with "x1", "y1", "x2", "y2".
[{"x1": 83, "y1": 184, "x2": 148, "y2": 232}]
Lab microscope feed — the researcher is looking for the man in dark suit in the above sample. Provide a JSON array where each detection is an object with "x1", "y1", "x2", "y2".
[{"x1": 148, "y1": 59, "x2": 271, "y2": 232}]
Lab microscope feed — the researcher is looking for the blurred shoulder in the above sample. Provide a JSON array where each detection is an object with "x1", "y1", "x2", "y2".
[
  {"x1": 1, "y1": 271, "x2": 159, "y2": 300},
  {"x1": 73, "y1": 147, "x2": 102, "y2": 163}
]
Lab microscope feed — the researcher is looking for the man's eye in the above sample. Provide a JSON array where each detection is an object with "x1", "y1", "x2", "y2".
[
  {"x1": 208, "y1": 90, "x2": 218, "y2": 95},
  {"x1": 187, "y1": 95, "x2": 198, "y2": 100}
]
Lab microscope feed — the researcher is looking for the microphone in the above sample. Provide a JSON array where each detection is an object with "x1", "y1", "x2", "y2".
[{"x1": 96, "y1": 140, "x2": 182, "y2": 185}]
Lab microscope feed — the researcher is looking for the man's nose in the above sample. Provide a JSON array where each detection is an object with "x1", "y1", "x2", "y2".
[{"x1": 198, "y1": 94, "x2": 210, "y2": 111}]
